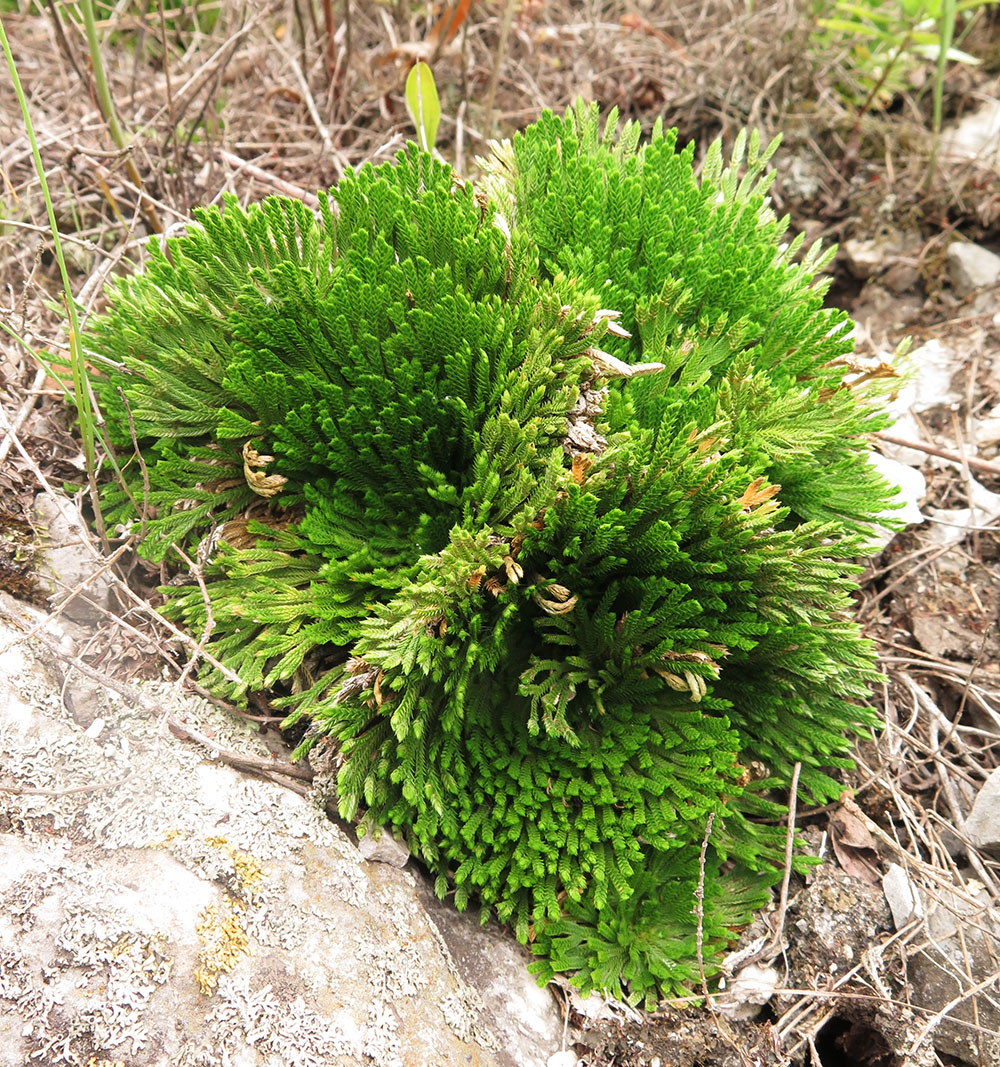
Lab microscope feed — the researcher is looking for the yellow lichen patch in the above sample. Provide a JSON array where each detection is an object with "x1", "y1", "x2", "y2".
[
  {"x1": 193, "y1": 900, "x2": 250, "y2": 995},
  {"x1": 230, "y1": 849, "x2": 264, "y2": 896},
  {"x1": 205, "y1": 836, "x2": 265, "y2": 904},
  {"x1": 146, "y1": 827, "x2": 184, "y2": 848},
  {"x1": 193, "y1": 838, "x2": 265, "y2": 991}
]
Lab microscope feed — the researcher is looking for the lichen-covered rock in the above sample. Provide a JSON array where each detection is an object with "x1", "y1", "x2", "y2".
[
  {"x1": 0, "y1": 593, "x2": 562, "y2": 1067},
  {"x1": 32, "y1": 492, "x2": 115, "y2": 624}
]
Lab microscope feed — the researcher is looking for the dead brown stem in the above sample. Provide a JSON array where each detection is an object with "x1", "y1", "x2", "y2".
[{"x1": 876, "y1": 431, "x2": 1000, "y2": 478}]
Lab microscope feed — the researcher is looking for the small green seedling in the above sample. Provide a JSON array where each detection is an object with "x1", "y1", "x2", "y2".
[{"x1": 405, "y1": 60, "x2": 441, "y2": 152}]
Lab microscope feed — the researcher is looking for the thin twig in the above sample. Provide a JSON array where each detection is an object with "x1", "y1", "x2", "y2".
[
  {"x1": 480, "y1": 0, "x2": 516, "y2": 141},
  {"x1": 274, "y1": 34, "x2": 347, "y2": 177},
  {"x1": 215, "y1": 148, "x2": 320, "y2": 207},
  {"x1": 909, "y1": 965, "x2": 1000, "y2": 1059},
  {"x1": 322, "y1": 0, "x2": 337, "y2": 82},
  {"x1": 170, "y1": 543, "x2": 217, "y2": 694},
  {"x1": 157, "y1": 0, "x2": 188, "y2": 212},
  {"x1": 80, "y1": 0, "x2": 163, "y2": 233},
  {"x1": 0, "y1": 365, "x2": 46, "y2": 467},
  {"x1": 859, "y1": 541, "x2": 957, "y2": 617},
  {"x1": 151, "y1": 10, "x2": 264, "y2": 127},
  {"x1": 0, "y1": 418, "x2": 244, "y2": 689},
  {"x1": 838, "y1": 791, "x2": 997, "y2": 913},
  {"x1": 695, "y1": 810, "x2": 716, "y2": 1000},
  {"x1": 117, "y1": 384, "x2": 150, "y2": 544},
  {"x1": 336, "y1": 0, "x2": 353, "y2": 124},
  {"x1": 876, "y1": 431, "x2": 1000, "y2": 478},
  {"x1": 0, "y1": 774, "x2": 132, "y2": 797},
  {"x1": 42, "y1": 0, "x2": 86, "y2": 85}
]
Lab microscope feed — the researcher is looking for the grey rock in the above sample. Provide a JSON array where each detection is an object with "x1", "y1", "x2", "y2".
[
  {"x1": 358, "y1": 828, "x2": 411, "y2": 868},
  {"x1": 964, "y1": 766, "x2": 1000, "y2": 852},
  {"x1": 781, "y1": 155, "x2": 821, "y2": 201},
  {"x1": 843, "y1": 236, "x2": 891, "y2": 280},
  {"x1": 0, "y1": 597, "x2": 563, "y2": 1066},
  {"x1": 908, "y1": 882, "x2": 1000, "y2": 1064},
  {"x1": 33, "y1": 491, "x2": 116, "y2": 624},
  {"x1": 884, "y1": 261, "x2": 921, "y2": 295},
  {"x1": 972, "y1": 286, "x2": 999, "y2": 319},
  {"x1": 882, "y1": 863, "x2": 921, "y2": 930},
  {"x1": 940, "y1": 98, "x2": 1000, "y2": 168},
  {"x1": 947, "y1": 241, "x2": 1000, "y2": 298},
  {"x1": 843, "y1": 232, "x2": 919, "y2": 281},
  {"x1": 414, "y1": 877, "x2": 564, "y2": 1067},
  {"x1": 851, "y1": 279, "x2": 923, "y2": 335}
]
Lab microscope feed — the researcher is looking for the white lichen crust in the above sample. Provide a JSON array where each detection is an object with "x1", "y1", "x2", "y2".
[{"x1": 0, "y1": 599, "x2": 512, "y2": 1066}]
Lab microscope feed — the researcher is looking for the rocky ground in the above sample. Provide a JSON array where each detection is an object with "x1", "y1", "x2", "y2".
[
  {"x1": 1, "y1": 592, "x2": 566, "y2": 1066},
  {"x1": 2, "y1": 2, "x2": 1000, "y2": 1065}
]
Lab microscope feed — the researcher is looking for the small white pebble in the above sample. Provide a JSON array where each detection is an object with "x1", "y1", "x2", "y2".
[
  {"x1": 83, "y1": 717, "x2": 105, "y2": 739},
  {"x1": 547, "y1": 1052, "x2": 578, "y2": 1067}
]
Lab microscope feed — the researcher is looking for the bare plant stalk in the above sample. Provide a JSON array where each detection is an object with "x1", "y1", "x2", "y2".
[
  {"x1": 329, "y1": 0, "x2": 353, "y2": 124},
  {"x1": 850, "y1": 31, "x2": 912, "y2": 141},
  {"x1": 341, "y1": 0, "x2": 352, "y2": 94},
  {"x1": 926, "y1": 0, "x2": 957, "y2": 192},
  {"x1": 79, "y1": 0, "x2": 163, "y2": 233},
  {"x1": 767, "y1": 761, "x2": 802, "y2": 956},
  {"x1": 158, "y1": 0, "x2": 188, "y2": 212},
  {"x1": 876, "y1": 431, "x2": 1000, "y2": 477},
  {"x1": 480, "y1": 0, "x2": 515, "y2": 142},
  {"x1": 43, "y1": 0, "x2": 85, "y2": 84},
  {"x1": 292, "y1": 0, "x2": 308, "y2": 71},
  {"x1": 694, "y1": 810, "x2": 716, "y2": 1002},
  {"x1": 322, "y1": 0, "x2": 337, "y2": 84}
]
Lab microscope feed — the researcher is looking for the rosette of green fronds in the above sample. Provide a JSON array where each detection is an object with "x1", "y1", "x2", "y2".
[
  {"x1": 83, "y1": 103, "x2": 897, "y2": 1008},
  {"x1": 485, "y1": 101, "x2": 893, "y2": 534},
  {"x1": 531, "y1": 848, "x2": 773, "y2": 1005}
]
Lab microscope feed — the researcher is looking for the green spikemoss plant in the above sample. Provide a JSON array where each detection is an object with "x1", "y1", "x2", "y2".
[{"x1": 83, "y1": 101, "x2": 898, "y2": 1009}]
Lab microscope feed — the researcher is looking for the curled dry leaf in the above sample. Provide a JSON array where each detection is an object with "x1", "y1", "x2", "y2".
[
  {"x1": 588, "y1": 347, "x2": 666, "y2": 379},
  {"x1": 738, "y1": 476, "x2": 781, "y2": 509},
  {"x1": 532, "y1": 581, "x2": 578, "y2": 615},
  {"x1": 502, "y1": 554, "x2": 524, "y2": 584},
  {"x1": 242, "y1": 441, "x2": 288, "y2": 498},
  {"x1": 829, "y1": 801, "x2": 882, "y2": 885}
]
